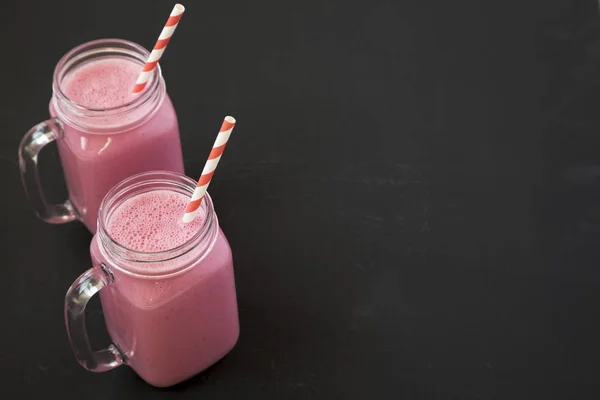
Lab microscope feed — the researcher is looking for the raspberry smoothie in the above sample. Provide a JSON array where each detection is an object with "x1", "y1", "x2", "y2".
[
  {"x1": 51, "y1": 56, "x2": 184, "y2": 232},
  {"x1": 90, "y1": 188, "x2": 239, "y2": 387}
]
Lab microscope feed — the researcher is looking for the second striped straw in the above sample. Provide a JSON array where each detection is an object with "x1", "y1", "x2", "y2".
[{"x1": 182, "y1": 116, "x2": 237, "y2": 223}]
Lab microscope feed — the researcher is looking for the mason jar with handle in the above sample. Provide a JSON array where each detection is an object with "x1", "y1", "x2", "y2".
[
  {"x1": 18, "y1": 39, "x2": 185, "y2": 233},
  {"x1": 64, "y1": 171, "x2": 240, "y2": 387}
]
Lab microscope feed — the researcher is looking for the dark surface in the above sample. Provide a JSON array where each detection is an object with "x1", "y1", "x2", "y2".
[{"x1": 1, "y1": 0, "x2": 600, "y2": 398}]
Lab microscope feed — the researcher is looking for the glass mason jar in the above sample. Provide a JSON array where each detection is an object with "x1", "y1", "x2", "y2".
[
  {"x1": 18, "y1": 39, "x2": 185, "y2": 233},
  {"x1": 64, "y1": 171, "x2": 239, "y2": 387}
]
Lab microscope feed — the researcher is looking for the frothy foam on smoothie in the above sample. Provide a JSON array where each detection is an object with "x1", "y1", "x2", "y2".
[
  {"x1": 107, "y1": 190, "x2": 203, "y2": 253},
  {"x1": 61, "y1": 58, "x2": 148, "y2": 109}
]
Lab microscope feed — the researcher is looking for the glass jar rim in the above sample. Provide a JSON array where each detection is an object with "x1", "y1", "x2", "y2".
[
  {"x1": 52, "y1": 38, "x2": 161, "y2": 117},
  {"x1": 97, "y1": 171, "x2": 217, "y2": 277}
]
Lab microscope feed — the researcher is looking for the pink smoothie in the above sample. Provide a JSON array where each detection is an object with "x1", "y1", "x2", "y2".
[
  {"x1": 93, "y1": 190, "x2": 239, "y2": 387},
  {"x1": 61, "y1": 58, "x2": 146, "y2": 109},
  {"x1": 107, "y1": 190, "x2": 203, "y2": 252},
  {"x1": 52, "y1": 57, "x2": 184, "y2": 233}
]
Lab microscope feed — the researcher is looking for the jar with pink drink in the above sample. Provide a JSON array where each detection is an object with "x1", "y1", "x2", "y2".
[
  {"x1": 19, "y1": 39, "x2": 185, "y2": 233},
  {"x1": 64, "y1": 171, "x2": 240, "y2": 387}
]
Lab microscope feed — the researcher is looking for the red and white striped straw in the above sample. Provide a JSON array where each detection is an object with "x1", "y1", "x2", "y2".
[
  {"x1": 182, "y1": 116, "x2": 236, "y2": 223},
  {"x1": 132, "y1": 3, "x2": 185, "y2": 94}
]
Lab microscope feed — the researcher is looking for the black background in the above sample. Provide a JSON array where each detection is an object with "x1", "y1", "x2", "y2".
[{"x1": 2, "y1": 0, "x2": 600, "y2": 398}]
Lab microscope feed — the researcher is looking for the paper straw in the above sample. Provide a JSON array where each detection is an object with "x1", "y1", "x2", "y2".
[
  {"x1": 182, "y1": 116, "x2": 236, "y2": 223},
  {"x1": 132, "y1": 4, "x2": 185, "y2": 94}
]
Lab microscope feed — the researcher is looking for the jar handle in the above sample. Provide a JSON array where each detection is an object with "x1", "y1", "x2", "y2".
[
  {"x1": 18, "y1": 118, "x2": 78, "y2": 224},
  {"x1": 64, "y1": 263, "x2": 125, "y2": 372}
]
